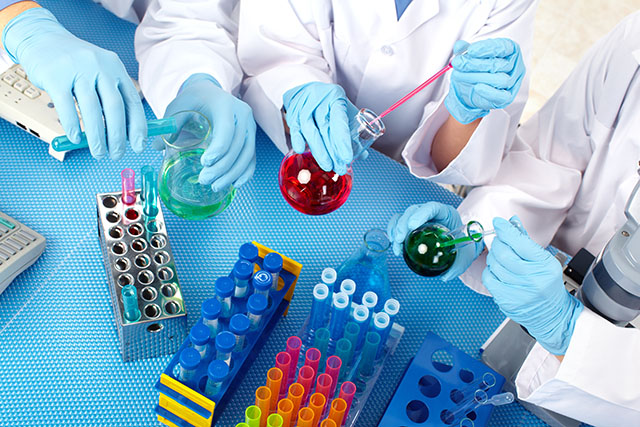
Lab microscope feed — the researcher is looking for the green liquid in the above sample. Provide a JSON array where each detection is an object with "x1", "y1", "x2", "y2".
[
  {"x1": 403, "y1": 224, "x2": 457, "y2": 277},
  {"x1": 159, "y1": 149, "x2": 236, "y2": 220}
]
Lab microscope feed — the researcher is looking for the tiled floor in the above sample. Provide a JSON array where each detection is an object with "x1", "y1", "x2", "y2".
[{"x1": 523, "y1": 0, "x2": 640, "y2": 120}]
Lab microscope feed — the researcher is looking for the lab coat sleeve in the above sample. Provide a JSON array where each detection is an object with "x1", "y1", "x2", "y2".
[
  {"x1": 515, "y1": 309, "x2": 640, "y2": 426},
  {"x1": 134, "y1": 0, "x2": 243, "y2": 117},
  {"x1": 402, "y1": 0, "x2": 538, "y2": 186},
  {"x1": 237, "y1": 0, "x2": 334, "y2": 153}
]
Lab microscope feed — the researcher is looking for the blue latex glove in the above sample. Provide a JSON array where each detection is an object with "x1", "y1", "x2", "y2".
[
  {"x1": 283, "y1": 82, "x2": 359, "y2": 176},
  {"x1": 2, "y1": 8, "x2": 146, "y2": 160},
  {"x1": 387, "y1": 202, "x2": 484, "y2": 281},
  {"x1": 483, "y1": 216, "x2": 584, "y2": 355},
  {"x1": 445, "y1": 38, "x2": 526, "y2": 124},
  {"x1": 159, "y1": 73, "x2": 256, "y2": 191}
]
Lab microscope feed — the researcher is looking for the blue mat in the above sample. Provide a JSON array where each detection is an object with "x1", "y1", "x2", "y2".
[{"x1": 0, "y1": 1, "x2": 547, "y2": 426}]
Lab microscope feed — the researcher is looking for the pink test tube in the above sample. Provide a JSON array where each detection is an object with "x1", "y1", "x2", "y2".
[
  {"x1": 325, "y1": 356, "x2": 342, "y2": 398},
  {"x1": 316, "y1": 373, "x2": 333, "y2": 402},
  {"x1": 286, "y1": 336, "x2": 302, "y2": 379},
  {"x1": 121, "y1": 168, "x2": 136, "y2": 205},
  {"x1": 339, "y1": 381, "x2": 356, "y2": 424},
  {"x1": 275, "y1": 352, "x2": 292, "y2": 395},
  {"x1": 298, "y1": 365, "x2": 315, "y2": 403},
  {"x1": 304, "y1": 347, "x2": 321, "y2": 376}
]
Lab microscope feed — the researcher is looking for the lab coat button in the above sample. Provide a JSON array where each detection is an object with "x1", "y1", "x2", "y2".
[{"x1": 380, "y1": 45, "x2": 394, "y2": 56}]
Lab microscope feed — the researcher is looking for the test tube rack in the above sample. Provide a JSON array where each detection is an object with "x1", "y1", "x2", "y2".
[
  {"x1": 155, "y1": 243, "x2": 303, "y2": 427},
  {"x1": 378, "y1": 332, "x2": 505, "y2": 426},
  {"x1": 97, "y1": 188, "x2": 187, "y2": 362}
]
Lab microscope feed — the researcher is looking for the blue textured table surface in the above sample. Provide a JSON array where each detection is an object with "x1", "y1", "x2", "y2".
[{"x1": 0, "y1": 1, "x2": 547, "y2": 426}]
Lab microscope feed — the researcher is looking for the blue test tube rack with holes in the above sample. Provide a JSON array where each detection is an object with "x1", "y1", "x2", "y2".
[
  {"x1": 378, "y1": 332, "x2": 506, "y2": 427},
  {"x1": 154, "y1": 242, "x2": 302, "y2": 427}
]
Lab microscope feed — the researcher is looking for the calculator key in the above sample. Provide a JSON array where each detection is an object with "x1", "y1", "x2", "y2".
[
  {"x1": 8, "y1": 238, "x2": 24, "y2": 250},
  {"x1": 24, "y1": 86, "x2": 40, "y2": 99},
  {"x1": 0, "y1": 217, "x2": 15, "y2": 230},
  {"x1": 13, "y1": 79, "x2": 30, "y2": 92},
  {"x1": 3, "y1": 240, "x2": 20, "y2": 252},
  {"x1": 2, "y1": 73, "x2": 18, "y2": 85},
  {"x1": 15, "y1": 66, "x2": 26, "y2": 78},
  {"x1": 18, "y1": 230, "x2": 36, "y2": 242},
  {"x1": 0, "y1": 250, "x2": 9, "y2": 261},
  {"x1": 0, "y1": 244, "x2": 16, "y2": 256},
  {"x1": 12, "y1": 233, "x2": 30, "y2": 246}
]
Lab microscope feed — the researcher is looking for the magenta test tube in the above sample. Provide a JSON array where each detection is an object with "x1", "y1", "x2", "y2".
[
  {"x1": 298, "y1": 365, "x2": 315, "y2": 403},
  {"x1": 275, "y1": 352, "x2": 292, "y2": 395},
  {"x1": 121, "y1": 168, "x2": 136, "y2": 205},
  {"x1": 286, "y1": 336, "x2": 302, "y2": 379},
  {"x1": 325, "y1": 355, "x2": 342, "y2": 398},
  {"x1": 304, "y1": 347, "x2": 321, "y2": 376},
  {"x1": 316, "y1": 373, "x2": 333, "y2": 402},
  {"x1": 339, "y1": 381, "x2": 356, "y2": 423}
]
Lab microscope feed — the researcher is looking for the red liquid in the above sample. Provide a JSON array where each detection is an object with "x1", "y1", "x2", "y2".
[{"x1": 278, "y1": 151, "x2": 353, "y2": 215}]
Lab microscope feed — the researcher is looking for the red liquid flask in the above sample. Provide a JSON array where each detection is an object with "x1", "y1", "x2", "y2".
[{"x1": 277, "y1": 108, "x2": 385, "y2": 215}]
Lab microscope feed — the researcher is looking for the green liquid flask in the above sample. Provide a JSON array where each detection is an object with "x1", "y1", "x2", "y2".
[{"x1": 402, "y1": 223, "x2": 460, "y2": 277}]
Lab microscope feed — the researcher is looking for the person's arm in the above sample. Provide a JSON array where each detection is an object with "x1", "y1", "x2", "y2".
[
  {"x1": 431, "y1": 117, "x2": 481, "y2": 171},
  {"x1": 0, "y1": 1, "x2": 38, "y2": 31}
]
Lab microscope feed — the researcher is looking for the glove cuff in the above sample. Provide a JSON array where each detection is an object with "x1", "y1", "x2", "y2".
[
  {"x1": 444, "y1": 92, "x2": 489, "y2": 125},
  {"x1": 539, "y1": 294, "x2": 584, "y2": 356},
  {"x1": 2, "y1": 7, "x2": 63, "y2": 63},
  {"x1": 179, "y1": 73, "x2": 222, "y2": 94}
]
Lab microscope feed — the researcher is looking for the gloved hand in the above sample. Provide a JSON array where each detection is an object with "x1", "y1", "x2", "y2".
[
  {"x1": 483, "y1": 216, "x2": 584, "y2": 355},
  {"x1": 159, "y1": 73, "x2": 256, "y2": 191},
  {"x1": 387, "y1": 202, "x2": 484, "y2": 281},
  {"x1": 283, "y1": 82, "x2": 359, "y2": 176},
  {"x1": 445, "y1": 38, "x2": 526, "y2": 124},
  {"x1": 2, "y1": 7, "x2": 146, "y2": 160}
]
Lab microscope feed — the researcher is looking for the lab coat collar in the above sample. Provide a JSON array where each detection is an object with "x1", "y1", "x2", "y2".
[{"x1": 381, "y1": 0, "x2": 440, "y2": 43}]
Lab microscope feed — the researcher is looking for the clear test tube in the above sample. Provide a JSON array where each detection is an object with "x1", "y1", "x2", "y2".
[
  {"x1": 205, "y1": 359, "x2": 229, "y2": 397},
  {"x1": 229, "y1": 314, "x2": 251, "y2": 352},
  {"x1": 215, "y1": 331, "x2": 235, "y2": 366},
  {"x1": 321, "y1": 267, "x2": 338, "y2": 292},
  {"x1": 121, "y1": 168, "x2": 136, "y2": 205},
  {"x1": 121, "y1": 284, "x2": 141, "y2": 322},
  {"x1": 310, "y1": 283, "x2": 330, "y2": 330},
  {"x1": 233, "y1": 260, "x2": 253, "y2": 298},
  {"x1": 263, "y1": 252, "x2": 283, "y2": 290},
  {"x1": 340, "y1": 279, "x2": 356, "y2": 305},
  {"x1": 444, "y1": 389, "x2": 488, "y2": 425},
  {"x1": 190, "y1": 322, "x2": 211, "y2": 359},
  {"x1": 252, "y1": 270, "x2": 272, "y2": 299},
  {"x1": 201, "y1": 298, "x2": 221, "y2": 338},
  {"x1": 178, "y1": 347, "x2": 201, "y2": 383},
  {"x1": 215, "y1": 277, "x2": 235, "y2": 318},
  {"x1": 141, "y1": 165, "x2": 159, "y2": 218},
  {"x1": 247, "y1": 293, "x2": 268, "y2": 330},
  {"x1": 329, "y1": 292, "x2": 350, "y2": 341},
  {"x1": 373, "y1": 312, "x2": 390, "y2": 358},
  {"x1": 351, "y1": 304, "x2": 369, "y2": 351}
]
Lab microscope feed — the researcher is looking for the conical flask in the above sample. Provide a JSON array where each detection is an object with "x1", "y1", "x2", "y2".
[{"x1": 336, "y1": 228, "x2": 391, "y2": 310}]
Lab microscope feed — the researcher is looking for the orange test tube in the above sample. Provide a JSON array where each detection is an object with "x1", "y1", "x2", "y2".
[
  {"x1": 328, "y1": 398, "x2": 347, "y2": 426},
  {"x1": 267, "y1": 367, "x2": 283, "y2": 412},
  {"x1": 277, "y1": 398, "x2": 294, "y2": 427},
  {"x1": 298, "y1": 365, "x2": 315, "y2": 403},
  {"x1": 275, "y1": 352, "x2": 292, "y2": 394},
  {"x1": 309, "y1": 392, "x2": 327, "y2": 427},
  {"x1": 255, "y1": 386, "x2": 272, "y2": 427},
  {"x1": 297, "y1": 407, "x2": 315, "y2": 427},
  {"x1": 287, "y1": 382, "x2": 305, "y2": 422},
  {"x1": 320, "y1": 419, "x2": 337, "y2": 427},
  {"x1": 316, "y1": 373, "x2": 333, "y2": 401}
]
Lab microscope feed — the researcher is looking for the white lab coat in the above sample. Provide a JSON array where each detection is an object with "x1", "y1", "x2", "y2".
[
  {"x1": 134, "y1": 0, "x2": 243, "y2": 117},
  {"x1": 93, "y1": 0, "x2": 151, "y2": 23},
  {"x1": 237, "y1": 0, "x2": 537, "y2": 184},
  {"x1": 457, "y1": 12, "x2": 640, "y2": 425}
]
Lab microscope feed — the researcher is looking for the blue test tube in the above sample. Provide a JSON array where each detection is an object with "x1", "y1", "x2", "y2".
[
  {"x1": 321, "y1": 267, "x2": 337, "y2": 292},
  {"x1": 352, "y1": 304, "x2": 370, "y2": 351},
  {"x1": 215, "y1": 277, "x2": 235, "y2": 318},
  {"x1": 190, "y1": 322, "x2": 211, "y2": 359},
  {"x1": 247, "y1": 293, "x2": 268, "y2": 330},
  {"x1": 310, "y1": 283, "x2": 330, "y2": 330},
  {"x1": 373, "y1": 312, "x2": 390, "y2": 358},
  {"x1": 382, "y1": 298, "x2": 400, "y2": 348},
  {"x1": 340, "y1": 279, "x2": 356, "y2": 305},
  {"x1": 178, "y1": 347, "x2": 201, "y2": 383},
  {"x1": 361, "y1": 291, "x2": 378, "y2": 325},
  {"x1": 141, "y1": 165, "x2": 159, "y2": 218},
  {"x1": 205, "y1": 360, "x2": 229, "y2": 397},
  {"x1": 239, "y1": 242, "x2": 259, "y2": 266},
  {"x1": 229, "y1": 313, "x2": 251, "y2": 352},
  {"x1": 329, "y1": 292, "x2": 350, "y2": 341},
  {"x1": 233, "y1": 260, "x2": 253, "y2": 298},
  {"x1": 201, "y1": 298, "x2": 221, "y2": 338},
  {"x1": 215, "y1": 331, "x2": 235, "y2": 366},
  {"x1": 263, "y1": 252, "x2": 283, "y2": 290},
  {"x1": 121, "y1": 284, "x2": 141, "y2": 322},
  {"x1": 252, "y1": 270, "x2": 272, "y2": 299}
]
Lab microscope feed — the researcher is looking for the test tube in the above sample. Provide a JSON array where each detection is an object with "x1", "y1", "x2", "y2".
[
  {"x1": 229, "y1": 314, "x2": 251, "y2": 352},
  {"x1": 444, "y1": 389, "x2": 488, "y2": 425},
  {"x1": 382, "y1": 298, "x2": 400, "y2": 349},
  {"x1": 286, "y1": 336, "x2": 302, "y2": 379},
  {"x1": 328, "y1": 398, "x2": 347, "y2": 426},
  {"x1": 457, "y1": 372, "x2": 496, "y2": 400},
  {"x1": 247, "y1": 293, "x2": 268, "y2": 330},
  {"x1": 304, "y1": 348, "x2": 321, "y2": 377},
  {"x1": 121, "y1": 168, "x2": 136, "y2": 205},
  {"x1": 277, "y1": 398, "x2": 294, "y2": 427},
  {"x1": 205, "y1": 359, "x2": 229, "y2": 397},
  {"x1": 297, "y1": 365, "x2": 315, "y2": 403},
  {"x1": 325, "y1": 356, "x2": 342, "y2": 397},
  {"x1": 313, "y1": 328, "x2": 330, "y2": 362},
  {"x1": 201, "y1": 298, "x2": 221, "y2": 338},
  {"x1": 321, "y1": 267, "x2": 337, "y2": 291},
  {"x1": 297, "y1": 407, "x2": 315, "y2": 427},
  {"x1": 321, "y1": 420, "x2": 337, "y2": 427},
  {"x1": 266, "y1": 367, "x2": 283, "y2": 412},
  {"x1": 263, "y1": 252, "x2": 283, "y2": 290},
  {"x1": 121, "y1": 284, "x2": 141, "y2": 322},
  {"x1": 340, "y1": 279, "x2": 356, "y2": 305},
  {"x1": 358, "y1": 332, "x2": 381, "y2": 378},
  {"x1": 252, "y1": 270, "x2": 272, "y2": 299},
  {"x1": 275, "y1": 352, "x2": 292, "y2": 395},
  {"x1": 267, "y1": 413, "x2": 284, "y2": 427},
  {"x1": 189, "y1": 322, "x2": 211, "y2": 359},
  {"x1": 316, "y1": 373, "x2": 333, "y2": 401},
  {"x1": 177, "y1": 347, "x2": 201, "y2": 383},
  {"x1": 141, "y1": 165, "x2": 159, "y2": 218},
  {"x1": 309, "y1": 393, "x2": 326, "y2": 427},
  {"x1": 239, "y1": 242, "x2": 259, "y2": 266},
  {"x1": 351, "y1": 305, "x2": 369, "y2": 351},
  {"x1": 245, "y1": 405, "x2": 261, "y2": 427},
  {"x1": 343, "y1": 322, "x2": 360, "y2": 367},
  {"x1": 287, "y1": 383, "x2": 304, "y2": 423},
  {"x1": 373, "y1": 312, "x2": 390, "y2": 358},
  {"x1": 215, "y1": 331, "x2": 235, "y2": 366},
  {"x1": 334, "y1": 339, "x2": 352, "y2": 380},
  {"x1": 361, "y1": 291, "x2": 378, "y2": 324},
  {"x1": 339, "y1": 382, "x2": 356, "y2": 420},
  {"x1": 255, "y1": 387, "x2": 271, "y2": 427},
  {"x1": 310, "y1": 283, "x2": 330, "y2": 330},
  {"x1": 233, "y1": 260, "x2": 253, "y2": 298},
  {"x1": 236, "y1": 423, "x2": 250, "y2": 427},
  {"x1": 329, "y1": 292, "x2": 349, "y2": 341},
  {"x1": 215, "y1": 277, "x2": 235, "y2": 318}
]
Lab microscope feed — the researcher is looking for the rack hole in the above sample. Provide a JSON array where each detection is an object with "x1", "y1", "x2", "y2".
[
  {"x1": 128, "y1": 224, "x2": 143, "y2": 237},
  {"x1": 106, "y1": 211, "x2": 120, "y2": 223},
  {"x1": 131, "y1": 238, "x2": 148, "y2": 253},
  {"x1": 150, "y1": 234, "x2": 167, "y2": 249},
  {"x1": 418, "y1": 375, "x2": 441, "y2": 398},
  {"x1": 450, "y1": 389, "x2": 464, "y2": 404},
  {"x1": 161, "y1": 283, "x2": 177, "y2": 298},
  {"x1": 431, "y1": 350, "x2": 454, "y2": 373},
  {"x1": 157, "y1": 267, "x2": 174, "y2": 281},
  {"x1": 117, "y1": 274, "x2": 134, "y2": 287},
  {"x1": 135, "y1": 254, "x2": 151, "y2": 268},
  {"x1": 147, "y1": 323, "x2": 163, "y2": 333},
  {"x1": 141, "y1": 286, "x2": 157, "y2": 302},
  {"x1": 406, "y1": 400, "x2": 429, "y2": 423},
  {"x1": 102, "y1": 196, "x2": 117, "y2": 208},
  {"x1": 111, "y1": 242, "x2": 127, "y2": 256},
  {"x1": 125, "y1": 208, "x2": 139, "y2": 221},
  {"x1": 114, "y1": 258, "x2": 130, "y2": 272},
  {"x1": 109, "y1": 226, "x2": 124, "y2": 239},
  {"x1": 138, "y1": 270, "x2": 154, "y2": 285},
  {"x1": 154, "y1": 251, "x2": 169, "y2": 265},
  {"x1": 164, "y1": 301, "x2": 180, "y2": 315},
  {"x1": 459, "y1": 369, "x2": 474, "y2": 384},
  {"x1": 144, "y1": 304, "x2": 161, "y2": 319}
]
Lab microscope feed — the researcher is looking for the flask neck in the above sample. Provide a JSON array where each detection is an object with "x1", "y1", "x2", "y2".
[{"x1": 357, "y1": 228, "x2": 390, "y2": 261}]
